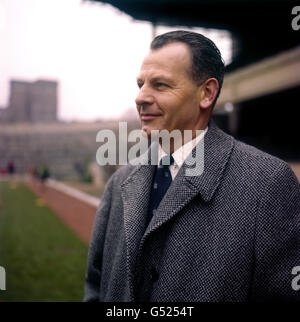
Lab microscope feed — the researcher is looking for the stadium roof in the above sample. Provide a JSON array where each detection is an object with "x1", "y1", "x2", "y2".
[{"x1": 87, "y1": 0, "x2": 299, "y2": 70}]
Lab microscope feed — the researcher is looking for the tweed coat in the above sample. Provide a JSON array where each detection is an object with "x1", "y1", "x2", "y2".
[{"x1": 84, "y1": 121, "x2": 300, "y2": 302}]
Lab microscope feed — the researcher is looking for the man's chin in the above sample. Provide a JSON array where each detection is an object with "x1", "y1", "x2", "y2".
[
  {"x1": 141, "y1": 125, "x2": 159, "y2": 137},
  {"x1": 141, "y1": 128, "x2": 150, "y2": 138}
]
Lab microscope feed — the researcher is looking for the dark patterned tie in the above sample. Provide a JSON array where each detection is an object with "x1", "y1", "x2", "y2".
[{"x1": 148, "y1": 154, "x2": 174, "y2": 224}]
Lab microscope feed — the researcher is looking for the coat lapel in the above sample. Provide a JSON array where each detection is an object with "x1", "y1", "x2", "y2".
[
  {"x1": 143, "y1": 120, "x2": 234, "y2": 238},
  {"x1": 120, "y1": 143, "x2": 158, "y2": 300}
]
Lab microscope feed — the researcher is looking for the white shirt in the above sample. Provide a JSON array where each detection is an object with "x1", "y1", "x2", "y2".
[{"x1": 158, "y1": 127, "x2": 208, "y2": 180}]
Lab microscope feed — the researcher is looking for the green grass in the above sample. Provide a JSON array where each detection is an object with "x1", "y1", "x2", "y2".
[{"x1": 0, "y1": 180, "x2": 89, "y2": 302}]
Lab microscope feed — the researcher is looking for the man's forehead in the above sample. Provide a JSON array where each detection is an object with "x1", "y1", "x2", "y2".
[
  {"x1": 138, "y1": 42, "x2": 192, "y2": 78},
  {"x1": 146, "y1": 42, "x2": 191, "y2": 64}
]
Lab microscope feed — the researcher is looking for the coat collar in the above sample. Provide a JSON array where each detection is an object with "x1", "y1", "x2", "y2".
[
  {"x1": 184, "y1": 120, "x2": 234, "y2": 202},
  {"x1": 121, "y1": 119, "x2": 234, "y2": 235},
  {"x1": 144, "y1": 120, "x2": 234, "y2": 234}
]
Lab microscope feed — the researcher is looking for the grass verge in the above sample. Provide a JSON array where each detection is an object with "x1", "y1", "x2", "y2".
[{"x1": 0, "y1": 180, "x2": 89, "y2": 301}]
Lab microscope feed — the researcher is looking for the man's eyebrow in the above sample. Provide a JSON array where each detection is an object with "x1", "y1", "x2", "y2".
[
  {"x1": 151, "y1": 75, "x2": 172, "y2": 82},
  {"x1": 136, "y1": 75, "x2": 174, "y2": 83}
]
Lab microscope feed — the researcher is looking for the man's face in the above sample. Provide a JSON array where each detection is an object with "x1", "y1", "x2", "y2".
[{"x1": 136, "y1": 42, "x2": 202, "y2": 137}]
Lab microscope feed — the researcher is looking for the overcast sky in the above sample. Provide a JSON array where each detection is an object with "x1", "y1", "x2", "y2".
[{"x1": 0, "y1": 0, "x2": 232, "y2": 121}]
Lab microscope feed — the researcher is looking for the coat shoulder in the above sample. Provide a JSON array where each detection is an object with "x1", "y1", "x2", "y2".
[
  {"x1": 208, "y1": 122, "x2": 295, "y2": 181},
  {"x1": 229, "y1": 137, "x2": 300, "y2": 194},
  {"x1": 232, "y1": 137, "x2": 292, "y2": 174}
]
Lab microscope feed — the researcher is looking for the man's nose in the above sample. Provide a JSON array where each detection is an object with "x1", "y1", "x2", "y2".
[{"x1": 135, "y1": 85, "x2": 154, "y2": 107}]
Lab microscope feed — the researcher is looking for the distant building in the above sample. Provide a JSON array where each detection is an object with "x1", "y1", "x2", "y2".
[{"x1": 0, "y1": 79, "x2": 58, "y2": 123}]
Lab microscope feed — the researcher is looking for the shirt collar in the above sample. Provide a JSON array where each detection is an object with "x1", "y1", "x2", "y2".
[{"x1": 158, "y1": 127, "x2": 208, "y2": 169}]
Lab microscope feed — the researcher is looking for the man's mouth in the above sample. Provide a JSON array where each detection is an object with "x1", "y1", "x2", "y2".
[{"x1": 140, "y1": 113, "x2": 162, "y2": 121}]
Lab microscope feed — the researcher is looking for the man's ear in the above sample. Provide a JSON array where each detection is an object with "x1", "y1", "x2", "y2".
[{"x1": 198, "y1": 78, "x2": 219, "y2": 109}]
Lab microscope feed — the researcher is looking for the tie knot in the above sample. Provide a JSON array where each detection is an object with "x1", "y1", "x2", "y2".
[{"x1": 160, "y1": 154, "x2": 174, "y2": 166}]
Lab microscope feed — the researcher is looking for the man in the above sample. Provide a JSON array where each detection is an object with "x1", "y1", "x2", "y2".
[{"x1": 84, "y1": 31, "x2": 300, "y2": 302}]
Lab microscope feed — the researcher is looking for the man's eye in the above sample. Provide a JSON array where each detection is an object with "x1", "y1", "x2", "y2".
[
  {"x1": 155, "y1": 82, "x2": 167, "y2": 88},
  {"x1": 137, "y1": 83, "x2": 143, "y2": 89}
]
